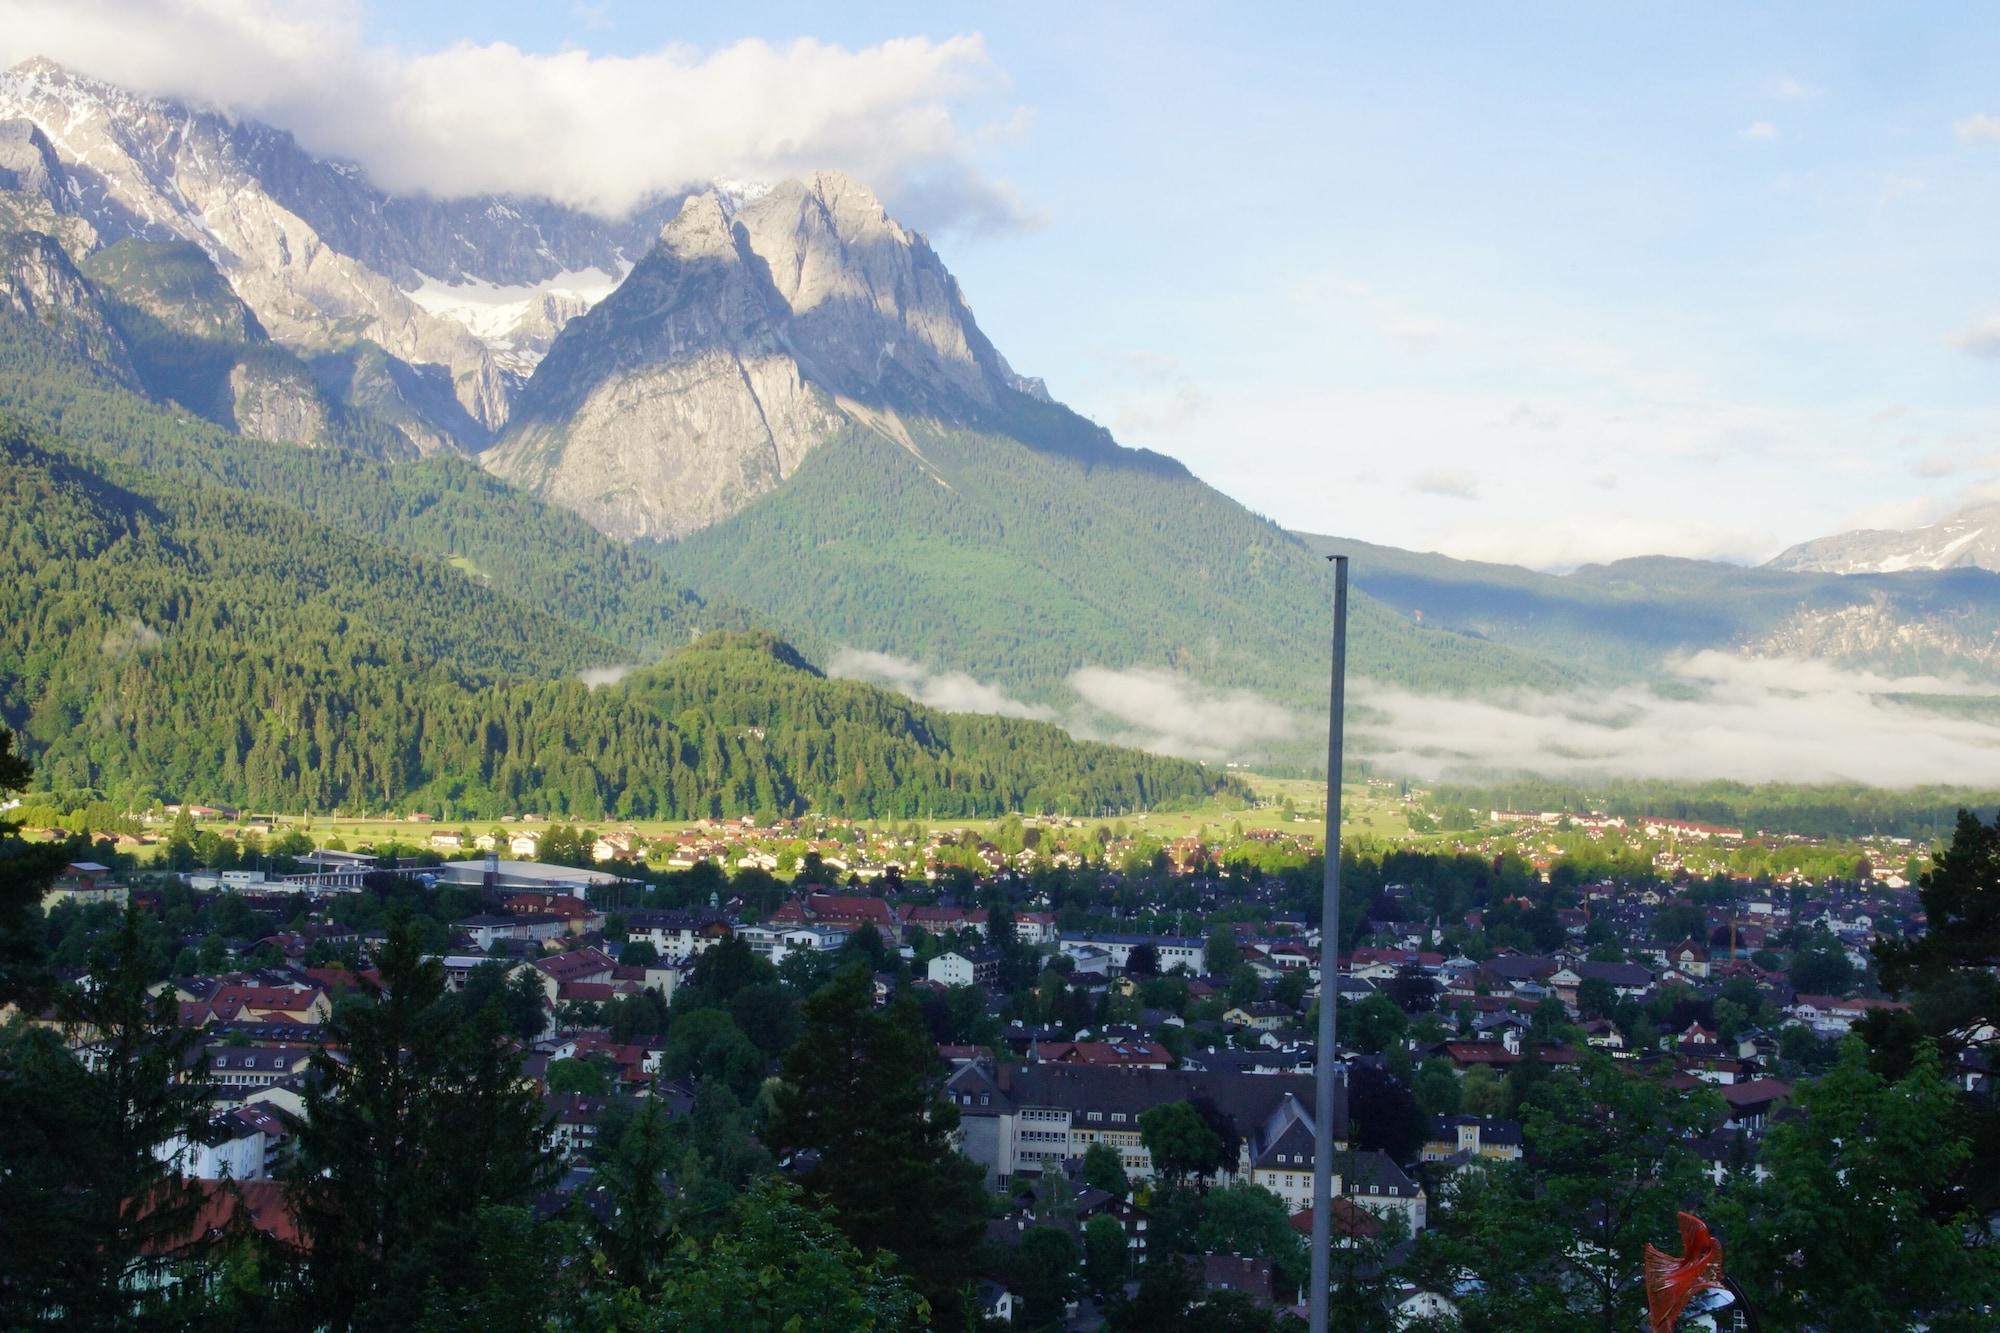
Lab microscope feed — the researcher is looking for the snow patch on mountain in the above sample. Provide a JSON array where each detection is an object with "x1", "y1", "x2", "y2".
[
  {"x1": 406, "y1": 265, "x2": 625, "y2": 374},
  {"x1": 1767, "y1": 501, "x2": 2000, "y2": 575}
]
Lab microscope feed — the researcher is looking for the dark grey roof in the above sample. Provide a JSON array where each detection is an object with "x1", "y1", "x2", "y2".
[
  {"x1": 1574, "y1": 960, "x2": 1655, "y2": 986},
  {"x1": 972, "y1": 1062, "x2": 1347, "y2": 1142}
]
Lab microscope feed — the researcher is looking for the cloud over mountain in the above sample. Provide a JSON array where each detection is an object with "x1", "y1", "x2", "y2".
[
  {"x1": 0, "y1": 0, "x2": 1030, "y2": 231},
  {"x1": 1357, "y1": 652, "x2": 2000, "y2": 787}
]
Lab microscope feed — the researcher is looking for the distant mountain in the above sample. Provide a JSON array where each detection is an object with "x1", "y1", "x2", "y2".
[
  {"x1": 485, "y1": 173, "x2": 1048, "y2": 542},
  {"x1": 0, "y1": 59, "x2": 1569, "y2": 732},
  {"x1": 1767, "y1": 500, "x2": 2000, "y2": 576},
  {"x1": 1295, "y1": 532, "x2": 2000, "y2": 682},
  {"x1": 0, "y1": 57, "x2": 673, "y2": 451}
]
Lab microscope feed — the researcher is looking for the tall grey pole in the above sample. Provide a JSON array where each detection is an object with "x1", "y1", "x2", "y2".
[{"x1": 1309, "y1": 554, "x2": 1348, "y2": 1333}]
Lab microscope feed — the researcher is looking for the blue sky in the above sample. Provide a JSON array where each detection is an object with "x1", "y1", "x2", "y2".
[{"x1": 13, "y1": 2, "x2": 2000, "y2": 568}]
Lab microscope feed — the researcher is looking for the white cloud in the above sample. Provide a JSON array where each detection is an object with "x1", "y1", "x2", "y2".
[
  {"x1": 829, "y1": 649, "x2": 1304, "y2": 761},
  {"x1": 1068, "y1": 666, "x2": 1304, "y2": 761},
  {"x1": 1356, "y1": 652, "x2": 2000, "y2": 787},
  {"x1": 1954, "y1": 113, "x2": 2000, "y2": 143},
  {"x1": 1770, "y1": 75, "x2": 1819, "y2": 101},
  {"x1": 1411, "y1": 470, "x2": 1479, "y2": 501},
  {"x1": 1503, "y1": 402, "x2": 1561, "y2": 432},
  {"x1": 99, "y1": 618, "x2": 160, "y2": 660},
  {"x1": 828, "y1": 649, "x2": 1058, "y2": 721},
  {"x1": 0, "y1": 0, "x2": 1030, "y2": 231},
  {"x1": 1742, "y1": 121, "x2": 1779, "y2": 142},
  {"x1": 1947, "y1": 314, "x2": 2000, "y2": 359},
  {"x1": 578, "y1": 664, "x2": 638, "y2": 688}
]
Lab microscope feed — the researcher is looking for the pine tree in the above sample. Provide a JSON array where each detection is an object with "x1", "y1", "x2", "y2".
[
  {"x1": 766, "y1": 964, "x2": 988, "y2": 1326},
  {"x1": 0, "y1": 905, "x2": 210, "y2": 1328},
  {"x1": 0, "y1": 726, "x2": 66, "y2": 1006},
  {"x1": 289, "y1": 917, "x2": 557, "y2": 1329}
]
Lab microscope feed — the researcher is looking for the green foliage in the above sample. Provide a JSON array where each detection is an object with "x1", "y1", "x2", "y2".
[
  {"x1": 1082, "y1": 1140, "x2": 1131, "y2": 1199},
  {"x1": 1343, "y1": 991, "x2": 1410, "y2": 1056},
  {"x1": 1196, "y1": 1182, "x2": 1307, "y2": 1298},
  {"x1": 546, "y1": 1057, "x2": 609, "y2": 1096},
  {"x1": 0, "y1": 905, "x2": 211, "y2": 1330},
  {"x1": 566, "y1": 1177, "x2": 926, "y2": 1332},
  {"x1": 1788, "y1": 929, "x2": 1856, "y2": 995},
  {"x1": 1714, "y1": 1042, "x2": 2000, "y2": 1332},
  {"x1": 1137, "y1": 1099, "x2": 1227, "y2": 1186},
  {"x1": 1864, "y1": 807, "x2": 2000, "y2": 1214},
  {"x1": 1412, "y1": 1057, "x2": 1463, "y2": 1120},
  {"x1": 1083, "y1": 1213, "x2": 1131, "y2": 1300},
  {"x1": 1012, "y1": 1225, "x2": 1083, "y2": 1328},
  {"x1": 661, "y1": 1009, "x2": 764, "y2": 1103},
  {"x1": 0, "y1": 726, "x2": 65, "y2": 1005},
  {"x1": 766, "y1": 965, "x2": 988, "y2": 1326},
  {"x1": 290, "y1": 919, "x2": 559, "y2": 1328},
  {"x1": 667, "y1": 419, "x2": 1571, "y2": 718},
  {"x1": 1432, "y1": 773, "x2": 1998, "y2": 843},
  {"x1": 0, "y1": 421, "x2": 1225, "y2": 818},
  {"x1": 1411, "y1": 1057, "x2": 1719, "y2": 1332}
]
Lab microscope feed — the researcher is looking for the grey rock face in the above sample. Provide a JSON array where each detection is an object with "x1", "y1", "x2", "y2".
[
  {"x1": 485, "y1": 172, "x2": 1034, "y2": 540},
  {"x1": 0, "y1": 61, "x2": 1058, "y2": 530},
  {"x1": 1768, "y1": 502, "x2": 2000, "y2": 575},
  {"x1": 0, "y1": 226, "x2": 138, "y2": 386},
  {"x1": 484, "y1": 192, "x2": 846, "y2": 541},
  {"x1": 226, "y1": 357, "x2": 334, "y2": 447},
  {"x1": 0, "y1": 117, "x2": 60, "y2": 205},
  {"x1": 0, "y1": 58, "x2": 649, "y2": 449}
]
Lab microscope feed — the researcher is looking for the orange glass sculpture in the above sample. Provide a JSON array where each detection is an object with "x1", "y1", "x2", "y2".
[{"x1": 1643, "y1": 1212, "x2": 1726, "y2": 1333}]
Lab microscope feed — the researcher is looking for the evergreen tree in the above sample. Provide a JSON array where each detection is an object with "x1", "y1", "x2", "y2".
[
  {"x1": 1863, "y1": 808, "x2": 2000, "y2": 1214},
  {"x1": 0, "y1": 905, "x2": 209, "y2": 1329},
  {"x1": 289, "y1": 917, "x2": 557, "y2": 1329},
  {"x1": 0, "y1": 726, "x2": 65, "y2": 1007},
  {"x1": 766, "y1": 964, "x2": 988, "y2": 1326}
]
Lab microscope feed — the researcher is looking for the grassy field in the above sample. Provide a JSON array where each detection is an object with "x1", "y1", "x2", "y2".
[{"x1": 168, "y1": 774, "x2": 1414, "y2": 855}]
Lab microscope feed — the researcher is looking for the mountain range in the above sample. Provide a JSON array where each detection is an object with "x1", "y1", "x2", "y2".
[
  {"x1": 1766, "y1": 499, "x2": 2000, "y2": 577},
  {"x1": 5, "y1": 57, "x2": 2000, "y2": 795}
]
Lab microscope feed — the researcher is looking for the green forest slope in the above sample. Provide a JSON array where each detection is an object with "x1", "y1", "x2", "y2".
[
  {"x1": 664, "y1": 411, "x2": 1571, "y2": 708},
  {"x1": 0, "y1": 420, "x2": 1226, "y2": 817}
]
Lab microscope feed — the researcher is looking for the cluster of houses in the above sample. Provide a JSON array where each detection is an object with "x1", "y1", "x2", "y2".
[{"x1": 22, "y1": 831, "x2": 1966, "y2": 1328}]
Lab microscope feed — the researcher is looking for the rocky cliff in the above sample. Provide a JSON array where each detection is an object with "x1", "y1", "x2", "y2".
[
  {"x1": 0, "y1": 58, "x2": 653, "y2": 450},
  {"x1": 484, "y1": 171, "x2": 1043, "y2": 540}
]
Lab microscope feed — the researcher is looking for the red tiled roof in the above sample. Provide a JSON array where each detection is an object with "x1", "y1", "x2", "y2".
[
  {"x1": 138, "y1": 1179, "x2": 306, "y2": 1256},
  {"x1": 1288, "y1": 1199, "x2": 1380, "y2": 1240}
]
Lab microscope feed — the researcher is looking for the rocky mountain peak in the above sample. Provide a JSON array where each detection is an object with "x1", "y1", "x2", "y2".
[
  {"x1": 660, "y1": 189, "x2": 742, "y2": 264},
  {"x1": 0, "y1": 117, "x2": 60, "y2": 206},
  {"x1": 483, "y1": 168, "x2": 1038, "y2": 540},
  {"x1": 1768, "y1": 500, "x2": 2000, "y2": 575}
]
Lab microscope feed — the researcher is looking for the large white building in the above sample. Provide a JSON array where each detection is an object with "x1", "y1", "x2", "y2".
[
  {"x1": 1058, "y1": 932, "x2": 1205, "y2": 975},
  {"x1": 944, "y1": 1062, "x2": 1341, "y2": 1184}
]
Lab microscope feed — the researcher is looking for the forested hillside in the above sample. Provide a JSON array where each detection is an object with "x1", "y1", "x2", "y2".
[
  {"x1": 667, "y1": 416, "x2": 1570, "y2": 707},
  {"x1": 0, "y1": 303, "x2": 727, "y2": 658},
  {"x1": 0, "y1": 422, "x2": 1226, "y2": 817}
]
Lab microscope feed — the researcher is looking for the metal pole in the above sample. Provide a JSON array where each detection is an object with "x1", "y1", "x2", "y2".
[{"x1": 1309, "y1": 554, "x2": 1348, "y2": 1333}]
